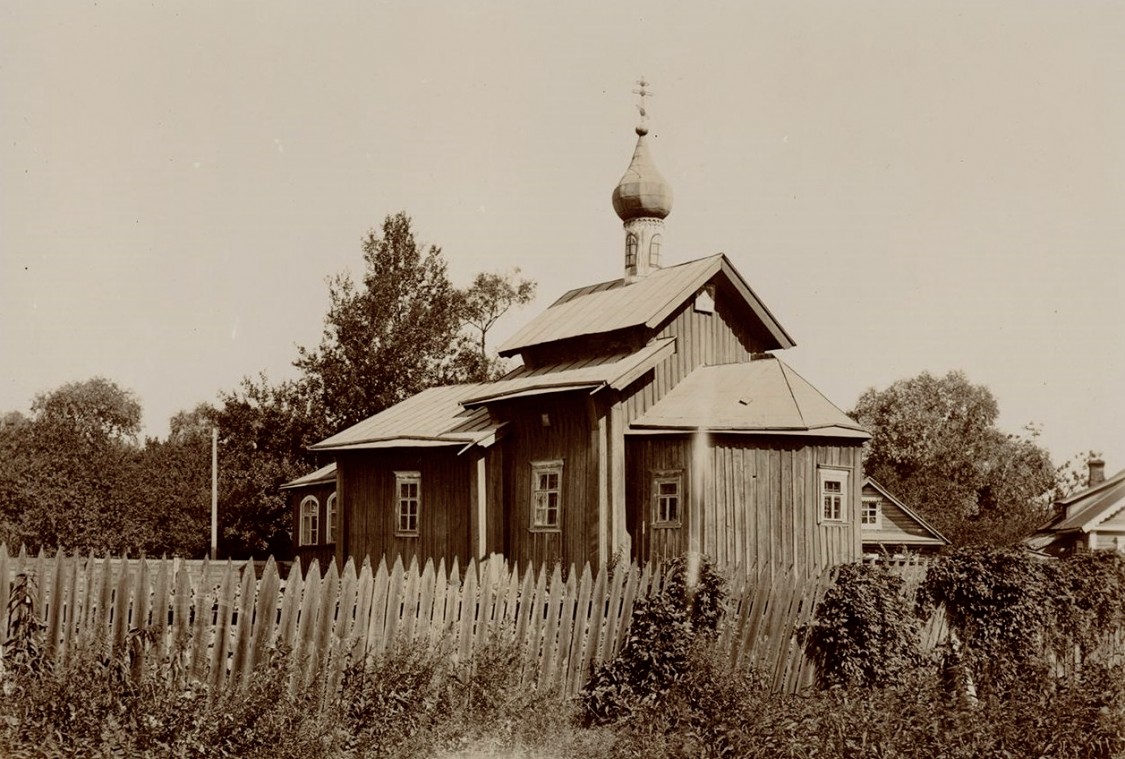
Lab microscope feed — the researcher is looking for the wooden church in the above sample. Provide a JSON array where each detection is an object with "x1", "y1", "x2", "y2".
[{"x1": 297, "y1": 115, "x2": 870, "y2": 572}]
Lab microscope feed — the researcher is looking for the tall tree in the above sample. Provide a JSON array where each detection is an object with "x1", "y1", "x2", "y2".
[
  {"x1": 461, "y1": 269, "x2": 536, "y2": 377},
  {"x1": 296, "y1": 212, "x2": 466, "y2": 431},
  {"x1": 211, "y1": 376, "x2": 323, "y2": 558},
  {"x1": 0, "y1": 378, "x2": 147, "y2": 553},
  {"x1": 135, "y1": 404, "x2": 214, "y2": 557},
  {"x1": 850, "y1": 371, "x2": 1056, "y2": 546}
]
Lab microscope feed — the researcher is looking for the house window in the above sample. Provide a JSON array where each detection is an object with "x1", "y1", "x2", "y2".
[
  {"x1": 818, "y1": 468, "x2": 849, "y2": 524},
  {"x1": 326, "y1": 492, "x2": 338, "y2": 543},
  {"x1": 652, "y1": 471, "x2": 682, "y2": 527},
  {"x1": 531, "y1": 460, "x2": 563, "y2": 531},
  {"x1": 395, "y1": 472, "x2": 420, "y2": 536},
  {"x1": 299, "y1": 496, "x2": 319, "y2": 546},
  {"x1": 625, "y1": 234, "x2": 638, "y2": 269},
  {"x1": 861, "y1": 497, "x2": 881, "y2": 528}
]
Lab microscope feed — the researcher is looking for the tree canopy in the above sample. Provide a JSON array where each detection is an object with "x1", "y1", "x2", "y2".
[
  {"x1": 0, "y1": 213, "x2": 536, "y2": 558},
  {"x1": 850, "y1": 371, "x2": 1057, "y2": 546}
]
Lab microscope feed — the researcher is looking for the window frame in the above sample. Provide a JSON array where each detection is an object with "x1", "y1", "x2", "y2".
[
  {"x1": 299, "y1": 495, "x2": 319, "y2": 546},
  {"x1": 817, "y1": 467, "x2": 850, "y2": 525},
  {"x1": 651, "y1": 470, "x2": 683, "y2": 528},
  {"x1": 625, "y1": 234, "x2": 638, "y2": 269},
  {"x1": 860, "y1": 497, "x2": 882, "y2": 529},
  {"x1": 394, "y1": 471, "x2": 421, "y2": 537},
  {"x1": 530, "y1": 460, "x2": 564, "y2": 532},
  {"x1": 326, "y1": 491, "x2": 338, "y2": 544}
]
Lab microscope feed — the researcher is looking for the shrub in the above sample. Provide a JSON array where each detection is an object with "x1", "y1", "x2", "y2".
[
  {"x1": 806, "y1": 562, "x2": 925, "y2": 688},
  {"x1": 580, "y1": 554, "x2": 727, "y2": 727}
]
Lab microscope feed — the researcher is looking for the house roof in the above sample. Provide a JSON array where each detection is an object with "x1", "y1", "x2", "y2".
[
  {"x1": 1033, "y1": 466, "x2": 1125, "y2": 535},
  {"x1": 627, "y1": 356, "x2": 869, "y2": 439},
  {"x1": 279, "y1": 462, "x2": 337, "y2": 490},
  {"x1": 497, "y1": 254, "x2": 796, "y2": 357},
  {"x1": 462, "y1": 338, "x2": 676, "y2": 407},
  {"x1": 862, "y1": 477, "x2": 950, "y2": 546},
  {"x1": 310, "y1": 383, "x2": 502, "y2": 452}
]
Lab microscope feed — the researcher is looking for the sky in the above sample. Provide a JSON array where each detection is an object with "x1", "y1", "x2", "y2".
[{"x1": 2, "y1": 1, "x2": 1123, "y2": 472}]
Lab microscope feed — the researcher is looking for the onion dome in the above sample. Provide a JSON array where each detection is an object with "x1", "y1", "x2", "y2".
[{"x1": 611, "y1": 125, "x2": 673, "y2": 221}]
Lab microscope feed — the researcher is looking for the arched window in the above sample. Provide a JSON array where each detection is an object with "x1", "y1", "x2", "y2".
[
  {"x1": 625, "y1": 234, "x2": 638, "y2": 269},
  {"x1": 649, "y1": 234, "x2": 662, "y2": 267},
  {"x1": 326, "y1": 492, "x2": 338, "y2": 544},
  {"x1": 299, "y1": 496, "x2": 319, "y2": 546}
]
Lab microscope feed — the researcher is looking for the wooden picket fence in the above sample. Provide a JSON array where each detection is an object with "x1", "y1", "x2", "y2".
[{"x1": 0, "y1": 544, "x2": 949, "y2": 699}]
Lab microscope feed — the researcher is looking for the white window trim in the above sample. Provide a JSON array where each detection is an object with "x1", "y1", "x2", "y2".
[
  {"x1": 817, "y1": 467, "x2": 850, "y2": 525},
  {"x1": 861, "y1": 497, "x2": 882, "y2": 529},
  {"x1": 530, "y1": 460, "x2": 564, "y2": 532},
  {"x1": 326, "y1": 492, "x2": 338, "y2": 544},
  {"x1": 651, "y1": 470, "x2": 683, "y2": 528},
  {"x1": 394, "y1": 471, "x2": 421, "y2": 537},
  {"x1": 299, "y1": 495, "x2": 319, "y2": 546}
]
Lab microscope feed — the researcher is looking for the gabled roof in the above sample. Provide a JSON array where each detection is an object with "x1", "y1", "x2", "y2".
[
  {"x1": 498, "y1": 254, "x2": 796, "y2": 357},
  {"x1": 310, "y1": 384, "x2": 502, "y2": 452},
  {"x1": 279, "y1": 462, "x2": 337, "y2": 490},
  {"x1": 462, "y1": 338, "x2": 675, "y2": 407},
  {"x1": 862, "y1": 477, "x2": 950, "y2": 546},
  {"x1": 627, "y1": 356, "x2": 869, "y2": 439},
  {"x1": 1034, "y1": 467, "x2": 1125, "y2": 535}
]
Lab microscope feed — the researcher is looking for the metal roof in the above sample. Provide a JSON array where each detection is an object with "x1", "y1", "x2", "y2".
[
  {"x1": 1035, "y1": 467, "x2": 1125, "y2": 534},
  {"x1": 462, "y1": 338, "x2": 676, "y2": 407},
  {"x1": 279, "y1": 462, "x2": 337, "y2": 490},
  {"x1": 862, "y1": 477, "x2": 950, "y2": 545},
  {"x1": 310, "y1": 383, "x2": 501, "y2": 452},
  {"x1": 628, "y1": 356, "x2": 869, "y2": 439},
  {"x1": 498, "y1": 254, "x2": 795, "y2": 357}
]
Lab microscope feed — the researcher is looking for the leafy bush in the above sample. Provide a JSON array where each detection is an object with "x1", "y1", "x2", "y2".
[
  {"x1": 919, "y1": 547, "x2": 1125, "y2": 694},
  {"x1": 581, "y1": 554, "x2": 727, "y2": 726},
  {"x1": 806, "y1": 562, "x2": 925, "y2": 688}
]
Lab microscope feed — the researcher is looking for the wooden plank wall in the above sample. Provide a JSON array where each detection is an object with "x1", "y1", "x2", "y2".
[
  {"x1": 338, "y1": 449, "x2": 472, "y2": 570},
  {"x1": 499, "y1": 395, "x2": 599, "y2": 570},
  {"x1": 627, "y1": 436, "x2": 864, "y2": 570},
  {"x1": 622, "y1": 289, "x2": 767, "y2": 426},
  {"x1": 289, "y1": 480, "x2": 338, "y2": 571}
]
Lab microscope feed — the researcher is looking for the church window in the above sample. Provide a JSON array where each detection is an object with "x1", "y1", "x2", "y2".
[
  {"x1": 531, "y1": 460, "x2": 563, "y2": 531},
  {"x1": 625, "y1": 234, "x2": 638, "y2": 269},
  {"x1": 652, "y1": 471, "x2": 682, "y2": 527},
  {"x1": 818, "y1": 468, "x2": 849, "y2": 524},
  {"x1": 649, "y1": 234, "x2": 662, "y2": 267},
  {"x1": 299, "y1": 496, "x2": 319, "y2": 546},
  {"x1": 395, "y1": 472, "x2": 420, "y2": 536},
  {"x1": 326, "y1": 492, "x2": 338, "y2": 543}
]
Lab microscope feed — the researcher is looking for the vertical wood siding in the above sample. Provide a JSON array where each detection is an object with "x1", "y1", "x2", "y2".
[
  {"x1": 338, "y1": 449, "x2": 472, "y2": 568},
  {"x1": 627, "y1": 435, "x2": 863, "y2": 570},
  {"x1": 500, "y1": 395, "x2": 599, "y2": 570},
  {"x1": 289, "y1": 482, "x2": 337, "y2": 571},
  {"x1": 622, "y1": 279, "x2": 769, "y2": 426}
]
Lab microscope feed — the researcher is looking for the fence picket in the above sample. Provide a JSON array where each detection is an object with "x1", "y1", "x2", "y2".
[{"x1": 0, "y1": 547, "x2": 973, "y2": 702}]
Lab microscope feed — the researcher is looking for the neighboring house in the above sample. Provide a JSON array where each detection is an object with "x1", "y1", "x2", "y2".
[
  {"x1": 280, "y1": 462, "x2": 338, "y2": 569},
  {"x1": 305, "y1": 120, "x2": 869, "y2": 572},
  {"x1": 1027, "y1": 459, "x2": 1125, "y2": 557},
  {"x1": 859, "y1": 477, "x2": 949, "y2": 557}
]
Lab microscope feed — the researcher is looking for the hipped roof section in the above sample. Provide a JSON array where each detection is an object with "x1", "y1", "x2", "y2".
[
  {"x1": 498, "y1": 254, "x2": 795, "y2": 358},
  {"x1": 310, "y1": 383, "x2": 502, "y2": 452},
  {"x1": 628, "y1": 356, "x2": 869, "y2": 439},
  {"x1": 279, "y1": 462, "x2": 338, "y2": 490}
]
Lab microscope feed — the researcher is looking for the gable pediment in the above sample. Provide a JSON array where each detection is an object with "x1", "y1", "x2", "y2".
[{"x1": 498, "y1": 254, "x2": 795, "y2": 359}]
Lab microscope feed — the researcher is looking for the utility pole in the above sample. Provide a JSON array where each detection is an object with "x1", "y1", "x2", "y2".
[{"x1": 211, "y1": 426, "x2": 218, "y2": 560}]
